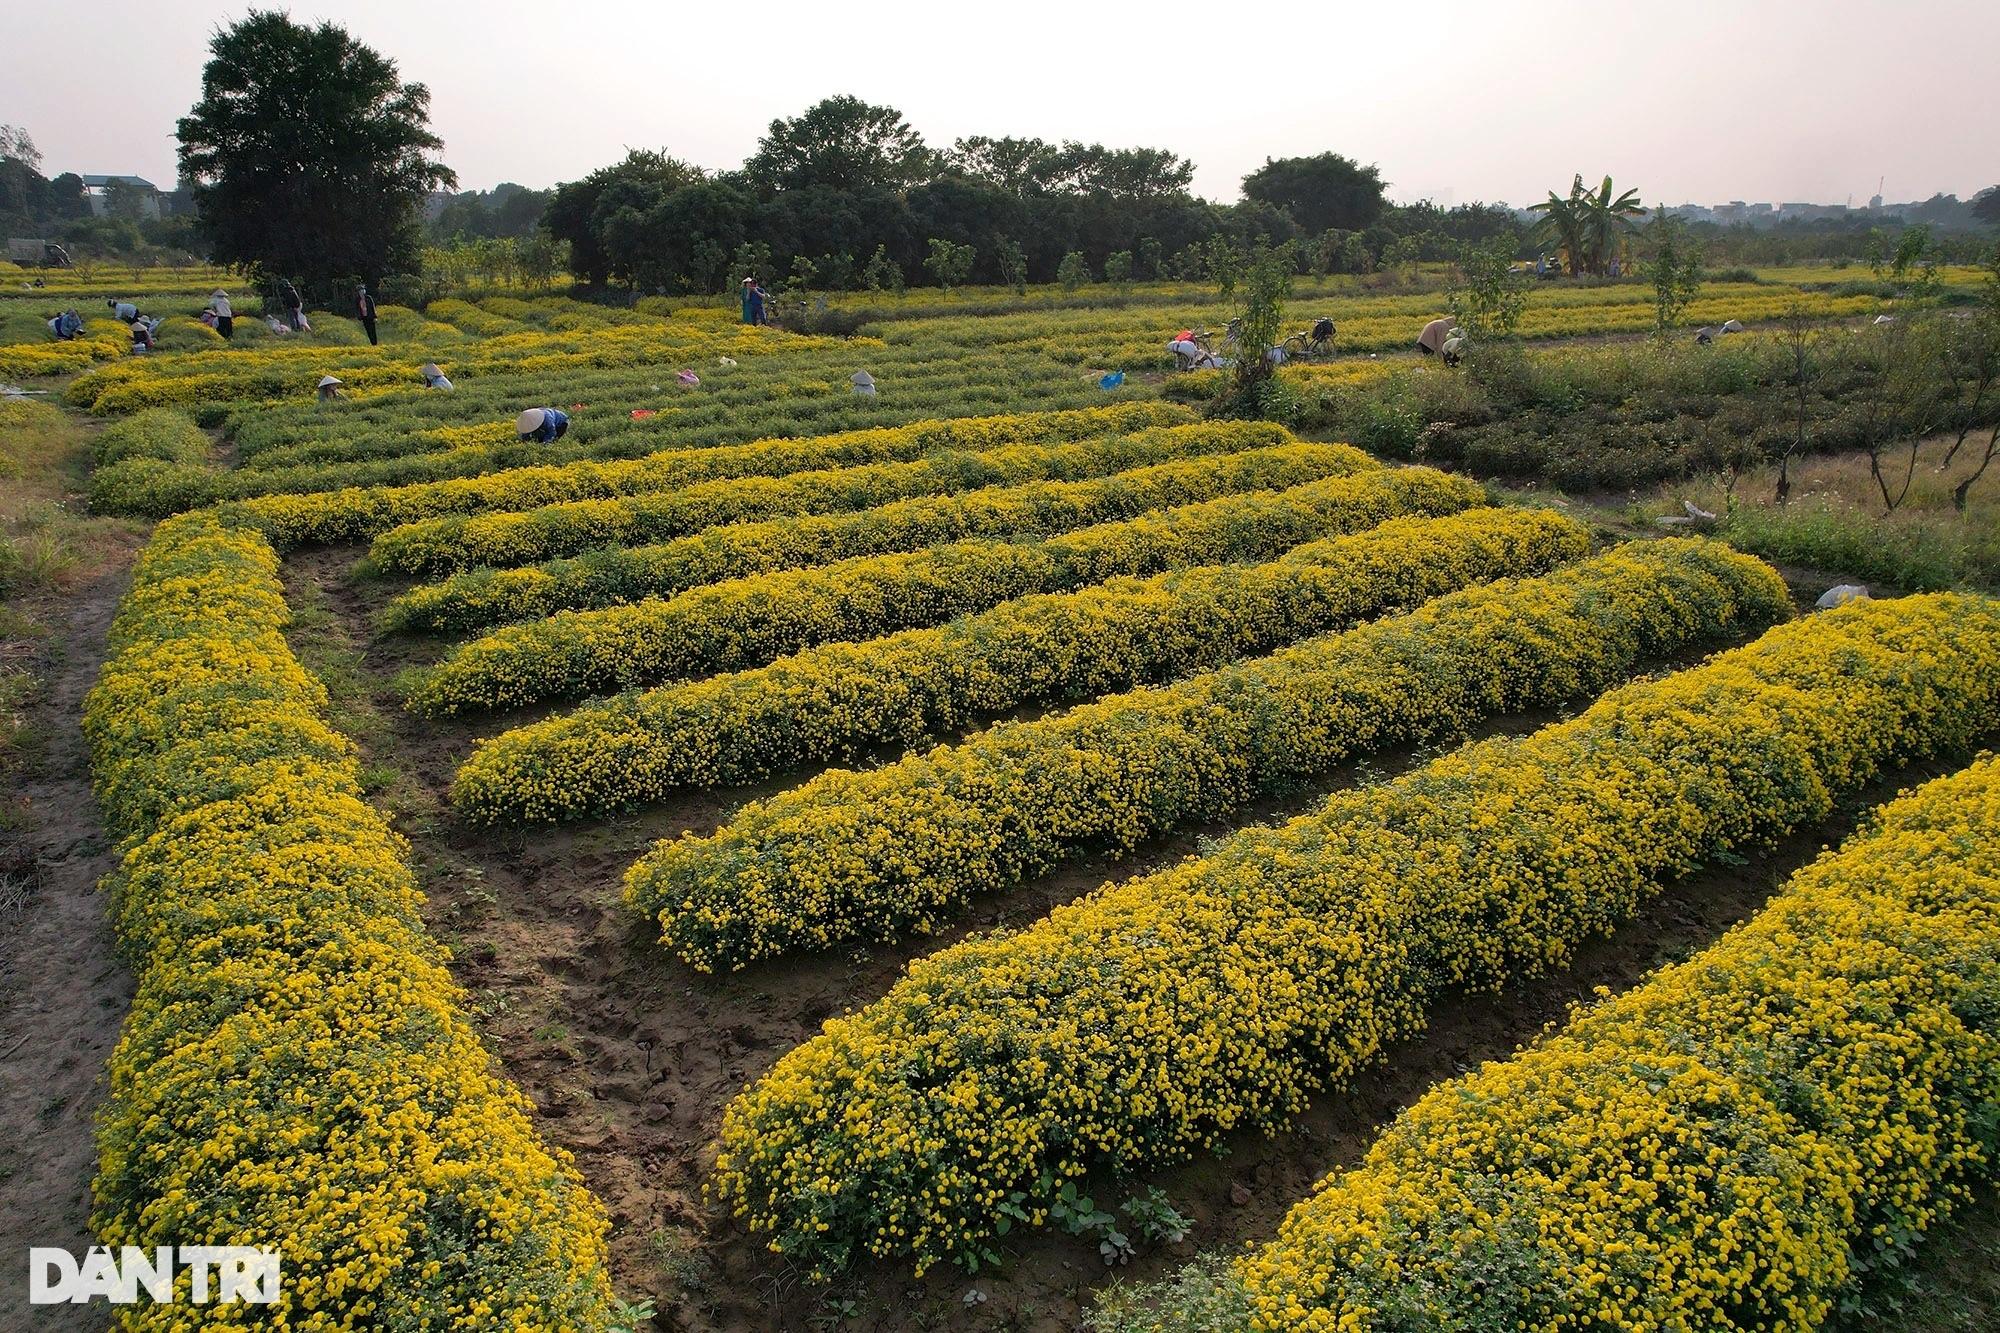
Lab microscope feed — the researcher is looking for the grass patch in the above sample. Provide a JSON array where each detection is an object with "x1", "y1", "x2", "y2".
[
  {"x1": 278, "y1": 570, "x2": 387, "y2": 748},
  {"x1": 1645, "y1": 439, "x2": 2000, "y2": 590},
  {"x1": 278, "y1": 565, "x2": 433, "y2": 826},
  {"x1": 0, "y1": 397, "x2": 145, "y2": 785}
]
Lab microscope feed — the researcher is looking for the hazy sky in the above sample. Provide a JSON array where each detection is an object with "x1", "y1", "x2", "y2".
[{"x1": 6, "y1": 0, "x2": 1995, "y2": 208}]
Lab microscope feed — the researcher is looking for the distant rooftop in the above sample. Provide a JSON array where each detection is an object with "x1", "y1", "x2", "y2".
[{"x1": 79, "y1": 174, "x2": 157, "y2": 191}]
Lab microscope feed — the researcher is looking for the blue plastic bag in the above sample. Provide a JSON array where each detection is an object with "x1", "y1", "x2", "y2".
[{"x1": 1099, "y1": 371, "x2": 1125, "y2": 390}]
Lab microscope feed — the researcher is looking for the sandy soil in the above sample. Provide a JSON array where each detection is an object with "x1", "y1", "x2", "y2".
[
  {"x1": 0, "y1": 563, "x2": 137, "y2": 1331},
  {"x1": 283, "y1": 541, "x2": 1993, "y2": 1333}
]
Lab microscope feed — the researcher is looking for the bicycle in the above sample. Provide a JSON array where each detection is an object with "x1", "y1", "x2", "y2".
[{"x1": 1279, "y1": 317, "x2": 1337, "y2": 361}]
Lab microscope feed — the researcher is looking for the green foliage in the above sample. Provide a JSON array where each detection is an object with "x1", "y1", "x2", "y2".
[
  {"x1": 1240, "y1": 152, "x2": 1387, "y2": 233},
  {"x1": 1138, "y1": 237, "x2": 1163, "y2": 279},
  {"x1": 1057, "y1": 250, "x2": 1093, "y2": 290},
  {"x1": 947, "y1": 136, "x2": 1195, "y2": 199},
  {"x1": 1648, "y1": 205, "x2": 1704, "y2": 332},
  {"x1": 992, "y1": 235, "x2": 1028, "y2": 295},
  {"x1": 542, "y1": 149, "x2": 704, "y2": 286},
  {"x1": 606, "y1": 1295, "x2": 656, "y2": 1333},
  {"x1": 1721, "y1": 498, "x2": 1999, "y2": 592},
  {"x1": 745, "y1": 95, "x2": 932, "y2": 192},
  {"x1": 1205, "y1": 235, "x2": 1241, "y2": 299},
  {"x1": 1085, "y1": 1255, "x2": 1255, "y2": 1333},
  {"x1": 863, "y1": 243, "x2": 904, "y2": 294},
  {"x1": 1120, "y1": 1188, "x2": 1192, "y2": 1246},
  {"x1": 1447, "y1": 236, "x2": 1527, "y2": 341},
  {"x1": 732, "y1": 240, "x2": 774, "y2": 289},
  {"x1": 1892, "y1": 223, "x2": 1945, "y2": 302},
  {"x1": 175, "y1": 12, "x2": 455, "y2": 299},
  {"x1": 1530, "y1": 173, "x2": 1645, "y2": 276},
  {"x1": 923, "y1": 238, "x2": 975, "y2": 293},
  {"x1": 1050, "y1": 1181, "x2": 1115, "y2": 1236},
  {"x1": 1104, "y1": 250, "x2": 1135, "y2": 290},
  {"x1": 96, "y1": 408, "x2": 210, "y2": 467},
  {"x1": 1233, "y1": 241, "x2": 1297, "y2": 391}
]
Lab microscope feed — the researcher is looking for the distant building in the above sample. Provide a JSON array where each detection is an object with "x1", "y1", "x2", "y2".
[{"x1": 81, "y1": 174, "x2": 163, "y2": 220}]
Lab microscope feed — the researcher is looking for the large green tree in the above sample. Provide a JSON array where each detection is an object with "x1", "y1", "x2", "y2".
[
  {"x1": 745, "y1": 96, "x2": 932, "y2": 193},
  {"x1": 175, "y1": 10, "x2": 455, "y2": 298},
  {"x1": 1240, "y1": 153, "x2": 1386, "y2": 233}
]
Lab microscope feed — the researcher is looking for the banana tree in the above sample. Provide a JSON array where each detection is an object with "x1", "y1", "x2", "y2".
[
  {"x1": 1531, "y1": 174, "x2": 1646, "y2": 275},
  {"x1": 1583, "y1": 175, "x2": 1646, "y2": 273}
]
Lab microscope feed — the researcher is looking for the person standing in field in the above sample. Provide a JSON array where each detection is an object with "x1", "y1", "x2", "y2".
[
  {"x1": 741, "y1": 277, "x2": 766, "y2": 326},
  {"x1": 354, "y1": 283, "x2": 378, "y2": 345},
  {"x1": 278, "y1": 278, "x2": 304, "y2": 331},
  {"x1": 208, "y1": 290, "x2": 235, "y2": 340}
]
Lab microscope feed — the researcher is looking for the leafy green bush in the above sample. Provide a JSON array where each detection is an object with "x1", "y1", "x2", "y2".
[{"x1": 96, "y1": 408, "x2": 211, "y2": 466}]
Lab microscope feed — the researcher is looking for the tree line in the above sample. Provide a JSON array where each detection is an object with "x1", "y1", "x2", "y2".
[{"x1": 538, "y1": 105, "x2": 1531, "y2": 296}]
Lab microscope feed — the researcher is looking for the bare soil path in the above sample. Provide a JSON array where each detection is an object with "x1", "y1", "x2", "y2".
[{"x1": 0, "y1": 559, "x2": 139, "y2": 1331}]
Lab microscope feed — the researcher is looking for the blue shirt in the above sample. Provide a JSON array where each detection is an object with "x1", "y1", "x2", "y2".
[{"x1": 524, "y1": 408, "x2": 569, "y2": 444}]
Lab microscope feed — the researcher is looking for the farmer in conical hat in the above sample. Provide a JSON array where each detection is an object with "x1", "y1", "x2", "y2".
[
  {"x1": 208, "y1": 290, "x2": 235, "y2": 340},
  {"x1": 317, "y1": 375, "x2": 345, "y2": 401},
  {"x1": 516, "y1": 407, "x2": 570, "y2": 444},
  {"x1": 420, "y1": 362, "x2": 453, "y2": 391}
]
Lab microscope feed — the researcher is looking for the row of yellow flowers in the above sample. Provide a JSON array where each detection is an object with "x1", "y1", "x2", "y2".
[
  {"x1": 382, "y1": 437, "x2": 1368, "y2": 634},
  {"x1": 402, "y1": 466, "x2": 1484, "y2": 718},
  {"x1": 63, "y1": 309, "x2": 846, "y2": 413},
  {"x1": 1241, "y1": 749, "x2": 2000, "y2": 1331},
  {"x1": 81, "y1": 511, "x2": 611, "y2": 1328},
  {"x1": 944, "y1": 287, "x2": 1883, "y2": 367},
  {"x1": 628, "y1": 536, "x2": 1784, "y2": 964},
  {"x1": 367, "y1": 419, "x2": 1285, "y2": 576},
  {"x1": 708, "y1": 590, "x2": 2000, "y2": 1279},
  {"x1": 0, "y1": 316, "x2": 132, "y2": 378},
  {"x1": 231, "y1": 401, "x2": 1188, "y2": 547},
  {"x1": 631, "y1": 539, "x2": 1786, "y2": 972},
  {"x1": 453, "y1": 506, "x2": 1584, "y2": 824}
]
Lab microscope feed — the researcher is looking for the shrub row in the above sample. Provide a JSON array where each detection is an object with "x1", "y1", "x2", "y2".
[
  {"x1": 383, "y1": 439, "x2": 1372, "y2": 634},
  {"x1": 708, "y1": 591, "x2": 2000, "y2": 1278},
  {"x1": 454, "y1": 506, "x2": 1586, "y2": 824},
  {"x1": 88, "y1": 408, "x2": 218, "y2": 516},
  {"x1": 163, "y1": 373, "x2": 1161, "y2": 507},
  {"x1": 404, "y1": 467, "x2": 1485, "y2": 718},
  {"x1": 1241, "y1": 751, "x2": 2000, "y2": 1332},
  {"x1": 81, "y1": 512, "x2": 612, "y2": 1327},
  {"x1": 227, "y1": 402, "x2": 1188, "y2": 547},
  {"x1": 369, "y1": 420, "x2": 1295, "y2": 575},
  {"x1": 223, "y1": 341, "x2": 1149, "y2": 471},
  {"x1": 632, "y1": 539, "x2": 1789, "y2": 972},
  {"x1": 63, "y1": 313, "x2": 832, "y2": 413},
  {"x1": 94, "y1": 407, "x2": 211, "y2": 466}
]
